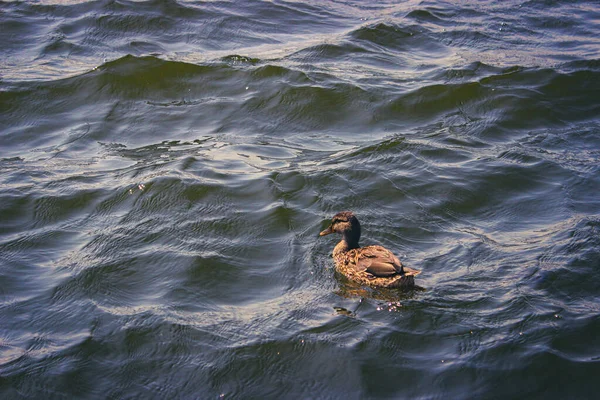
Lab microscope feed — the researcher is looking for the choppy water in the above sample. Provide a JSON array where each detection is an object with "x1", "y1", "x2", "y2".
[{"x1": 1, "y1": 0, "x2": 600, "y2": 398}]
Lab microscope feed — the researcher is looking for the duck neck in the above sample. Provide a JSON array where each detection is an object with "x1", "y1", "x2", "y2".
[
  {"x1": 343, "y1": 231, "x2": 360, "y2": 250},
  {"x1": 333, "y1": 233, "x2": 360, "y2": 256}
]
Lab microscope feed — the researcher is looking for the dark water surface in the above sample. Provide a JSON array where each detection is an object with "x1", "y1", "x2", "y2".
[{"x1": 2, "y1": 0, "x2": 600, "y2": 398}]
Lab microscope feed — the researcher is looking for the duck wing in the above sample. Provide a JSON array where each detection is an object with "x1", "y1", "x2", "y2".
[{"x1": 355, "y1": 245, "x2": 403, "y2": 277}]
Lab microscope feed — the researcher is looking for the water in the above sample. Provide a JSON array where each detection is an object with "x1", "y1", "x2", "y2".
[{"x1": 1, "y1": 0, "x2": 600, "y2": 398}]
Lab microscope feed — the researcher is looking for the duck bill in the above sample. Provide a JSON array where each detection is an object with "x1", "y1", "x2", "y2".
[{"x1": 319, "y1": 226, "x2": 333, "y2": 236}]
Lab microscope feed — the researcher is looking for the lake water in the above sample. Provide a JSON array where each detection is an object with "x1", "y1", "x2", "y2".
[{"x1": 1, "y1": 1, "x2": 600, "y2": 398}]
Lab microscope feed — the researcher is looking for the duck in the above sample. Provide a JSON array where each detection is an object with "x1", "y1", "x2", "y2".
[{"x1": 319, "y1": 211, "x2": 420, "y2": 288}]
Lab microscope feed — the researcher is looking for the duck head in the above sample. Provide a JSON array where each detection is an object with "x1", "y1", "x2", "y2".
[{"x1": 319, "y1": 211, "x2": 361, "y2": 247}]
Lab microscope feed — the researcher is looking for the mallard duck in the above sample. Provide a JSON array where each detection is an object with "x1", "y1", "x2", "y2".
[{"x1": 319, "y1": 211, "x2": 420, "y2": 288}]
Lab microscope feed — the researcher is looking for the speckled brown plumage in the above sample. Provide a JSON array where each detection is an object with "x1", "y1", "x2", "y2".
[{"x1": 320, "y1": 211, "x2": 420, "y2": 288}]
